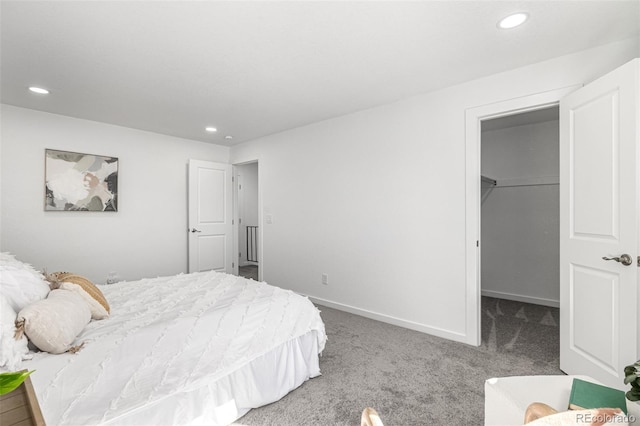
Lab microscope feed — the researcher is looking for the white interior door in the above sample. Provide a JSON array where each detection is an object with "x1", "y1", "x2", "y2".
[
  {"x1": 188, "y1": 159, "x2": 233, "y2": 273},
  {"x1": 559, "y1": 59, "x2": 638, "y2": 389}
]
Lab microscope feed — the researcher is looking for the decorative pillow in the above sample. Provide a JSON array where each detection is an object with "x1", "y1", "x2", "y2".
[
  {"x1": 0, "y1": 253, "x2": 50, "y2": 312},
  {"x1": 47, "y1": 272, "x2": 110, "y2": 320},
  {"x1": 16, "y1": 289, "x2": 91, "y2": 354},
  {"x1": 0, "y1": 294, "x2": 29, "y2": 372}
]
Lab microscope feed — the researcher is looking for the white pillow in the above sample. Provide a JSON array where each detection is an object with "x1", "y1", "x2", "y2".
[
  {"x1": 16, "y1": 289, "x2": 91, "y2": 354},
  {"x1": 0, "y1": 252, "x2": 33, "y2": 269},
  {"x1": 0, "y1": 294, "x2": 29, "y2": 372},
  {"x1": 0, "y1": 252, "x2": 50, "y2": 312}
]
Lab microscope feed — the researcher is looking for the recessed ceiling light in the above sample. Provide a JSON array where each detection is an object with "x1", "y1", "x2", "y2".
[
  {"x1": 205, "y1": 127, "x2": 217, "y2": 133},
  {"x1": 225, "y1": 135, "x2": 233, "y2": 140},
  {"x1": 28, "y1": 86, "x2": 50, "y2": 95},
  {"x1": 497, "y1": 12, "x2": 529, "y2": 29}
]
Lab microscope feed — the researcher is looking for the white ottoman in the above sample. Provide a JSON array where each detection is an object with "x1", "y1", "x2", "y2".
[{"x1": 484, "y1": 375, "x2": 639, "y2": 426}]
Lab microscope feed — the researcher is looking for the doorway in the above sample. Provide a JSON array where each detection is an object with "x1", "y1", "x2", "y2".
[
  {"x1": 464, "y1": 85, "x2": 579, "y2": 347},
  {"x1": 481, "y1": 107, "x2": 560, "y2": 307},
  {"x1": 235, "y1": 162, "x2": 259, "y2": 281},
  {"x1": 467, "y1": 63, "x2": 638, "y2": 387},
  {"x1": 479, "y1": 107, "x2": 560, "y2": 361}
]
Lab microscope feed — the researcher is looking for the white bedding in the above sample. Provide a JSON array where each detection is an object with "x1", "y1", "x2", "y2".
[{"x1": 24, "y1": 271, "x2": 327, "y2": 426}]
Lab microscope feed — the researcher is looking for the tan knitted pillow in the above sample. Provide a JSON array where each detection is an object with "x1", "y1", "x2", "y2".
[{"x1": 48, "y1": 272, "x2": 110, "y2": 320}]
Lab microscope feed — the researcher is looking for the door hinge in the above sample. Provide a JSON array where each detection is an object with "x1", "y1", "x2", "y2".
[
  {"x1": 232, "y1": 176, "x2": 235, "y2": 182},
  {"x1": 476, "y1": 240, "x2": 479, "y2": 247},
  {"x1": 239, "y1": 252, "x2": 242, "y2": 258},
  {"x1": 232, "y1": 262, "x2": 235, "y2": 268},
  {"x1": 239, "y1": 218, "x2": 242, "y2": 224},
  {"x1": 232, "y1": 219, "x2": 234, "y2": 225}
]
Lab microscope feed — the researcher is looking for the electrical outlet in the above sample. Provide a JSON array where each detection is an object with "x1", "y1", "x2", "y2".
[{"x1": 321, "y1": 273, "x2": 328, "y2": 285}]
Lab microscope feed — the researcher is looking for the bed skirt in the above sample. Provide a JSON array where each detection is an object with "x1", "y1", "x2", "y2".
[{"x1": 102, "y1": 330, "x2": 322, "y2": 426}]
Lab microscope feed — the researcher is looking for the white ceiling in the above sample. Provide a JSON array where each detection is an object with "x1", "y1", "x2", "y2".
[{"x1": 1, "y1": 1, "x2": 639, "y2": 146}]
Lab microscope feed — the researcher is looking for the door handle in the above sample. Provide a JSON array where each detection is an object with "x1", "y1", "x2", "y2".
[
  {"x1": 602, "y1": 254, "x2": 633, "y2": 266},
  {"x1": 190, "y1": 228, "x2": 202, "y2": 233}
]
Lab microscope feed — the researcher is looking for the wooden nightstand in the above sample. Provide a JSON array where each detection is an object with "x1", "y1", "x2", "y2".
[{"x1": 0, "y1": 375, "x2": 45, "y2": 426}]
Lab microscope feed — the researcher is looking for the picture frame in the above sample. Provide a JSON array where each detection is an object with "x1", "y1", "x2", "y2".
[{"x1": 44, "y1": 149, "x2": 118, "y2": 211}]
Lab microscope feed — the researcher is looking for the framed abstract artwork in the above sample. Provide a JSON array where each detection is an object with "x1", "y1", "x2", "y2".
[{"x1": 45, "y1": 149, "x2": 118, "y2": 211}]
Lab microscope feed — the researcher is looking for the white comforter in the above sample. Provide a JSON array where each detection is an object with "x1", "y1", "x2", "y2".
[{"x1": 25, "y1": 271, "x2": 327, "y2": 425}]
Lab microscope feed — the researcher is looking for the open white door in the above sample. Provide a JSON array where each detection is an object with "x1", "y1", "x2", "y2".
[
  {"x1": 188, "y1": 159, "x2": 233, "y2": 273},
  {"x1": 560, "y1": 59, "x2": 638, "y2": 389}
]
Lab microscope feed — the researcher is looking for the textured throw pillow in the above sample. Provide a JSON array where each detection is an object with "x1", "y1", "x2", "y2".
[
  {"x1": 48, "y1": 272, "x2": 110, "y2": 320},
  {"x1": 0, "y1": 253, "x2": 50, "y2": 312},
  {"x1": 0, "y1": 294, "x2": 29, "y2": 372},
  {"x1": 16, "y1": 289, "x2": 91, "y2": 354}
]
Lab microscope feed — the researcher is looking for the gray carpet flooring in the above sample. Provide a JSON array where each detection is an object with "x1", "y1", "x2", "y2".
[
  {"x1": 239, "y1": 265, "x2": 259, "y2": 281},
  {"x1": 234, "y1": 297, "x2": 562, "y2": 426}
]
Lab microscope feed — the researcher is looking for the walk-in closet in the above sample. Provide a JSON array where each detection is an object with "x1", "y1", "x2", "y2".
[
  {"x1": 479, "y1": 106, "x2": 561, "y2": 360},
  {"x1": 481, "y1": 106, "x2": 560, "y2": 308}
]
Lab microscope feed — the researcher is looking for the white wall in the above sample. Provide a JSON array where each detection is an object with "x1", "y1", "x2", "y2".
[
  {"x1": 1, "y1": 105, "x2": 229, "y2": 283},
  {"x1": 481, "y1": 118, "x2": 560, "y2": 306},
  {"x1": 230, "y1": 39, "x2": 638, "y2": 343},
  {"x1": 1, "y1": 38, "x2": 636, "y2": 344},
  {"x1": 236, "y1": 162, "x2": 259, "y2": 266}
]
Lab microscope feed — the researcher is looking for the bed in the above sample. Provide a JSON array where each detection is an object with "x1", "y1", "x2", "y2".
[{"x1": 1, "y1": 257, "x2": 326, "y2": 426}]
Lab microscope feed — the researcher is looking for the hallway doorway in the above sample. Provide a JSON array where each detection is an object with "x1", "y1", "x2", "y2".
[{"x1": 235, "y1": 161, "x2": 259, "y2": 281}]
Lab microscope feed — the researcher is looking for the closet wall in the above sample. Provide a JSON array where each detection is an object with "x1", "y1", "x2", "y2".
[{"x1": 481, "y1": 109, "x2": 560, "y2": 307}]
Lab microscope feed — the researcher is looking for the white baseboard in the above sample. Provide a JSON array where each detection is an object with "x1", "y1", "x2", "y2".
[
  {"x1": 481, "y1": 289, "x2": 559, "y2": 308},
  {"x1": 306, "y1": 295, "x2": 473, "y2": 345}
]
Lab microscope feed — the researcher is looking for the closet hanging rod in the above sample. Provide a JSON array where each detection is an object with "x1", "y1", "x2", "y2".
[
  {"x1": 495, "y1": 182, "x2": 559, "y2": 188},
  {"x1": 490, "y1": 176, "x2": 559, "y2": 188},
  {"x1": 481, "y1": 175, "x2": 497, "y2": 186}
]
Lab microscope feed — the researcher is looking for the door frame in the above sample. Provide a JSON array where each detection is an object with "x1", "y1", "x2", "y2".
[
  {"x1": 233, "y1": 159, "x2": 262, "y2": 282},
  {"x1": 464, "y1": 85, "x2": 580, "y2": 346}
]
